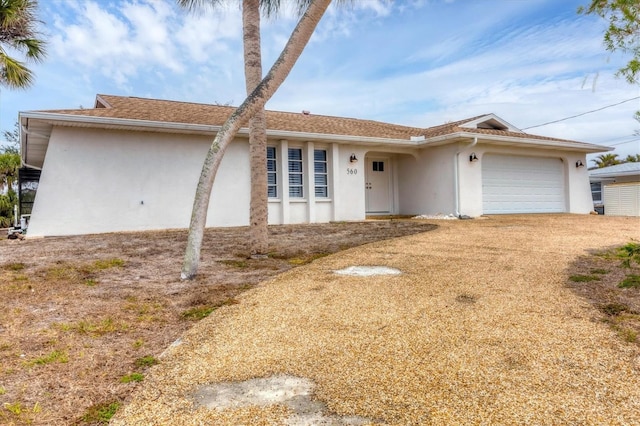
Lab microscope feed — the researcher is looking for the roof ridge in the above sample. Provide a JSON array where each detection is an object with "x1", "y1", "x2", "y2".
[
  {"x1": 95, "y1": 93, "x2": 428, "y2": 131},
  {"x1": 97, "y1": 94, "x2": 235, "y2": 109}
]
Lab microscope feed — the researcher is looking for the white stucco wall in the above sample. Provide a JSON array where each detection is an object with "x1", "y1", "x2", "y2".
[
  {"x1": 396, "y1": 142, "x2": 594, "y2": 217},
  {"x1": 333, "y1": 145, "x2": 367, "y2": 221},
  {"x1": 28, "y1": 130, "x2": 367, "y2": 237},
  {"x1": 28, "y1": 127, "x2": 250, "y2": 237},
  {"x1": 27, "y1": 126, "x2": 597, "y2": 237},
  {"x1": 397, "y1": 144, "x2": 458, "y2": 216}
]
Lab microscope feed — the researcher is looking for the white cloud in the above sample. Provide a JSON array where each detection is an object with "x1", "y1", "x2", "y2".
[
  {"x1": 47, "y1": 0, "x2": 244, "y2": 87},
  {"x1": 3, "y1": 0, "x2": 639, "y2": 159}
]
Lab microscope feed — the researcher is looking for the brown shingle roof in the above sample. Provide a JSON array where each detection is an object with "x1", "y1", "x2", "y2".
[{"x1": 41, "y1": 94, "x2": 582, "y2": 144}]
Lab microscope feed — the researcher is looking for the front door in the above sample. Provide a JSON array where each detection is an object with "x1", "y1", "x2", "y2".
[{"x1": 366, "y1": 157, "x2": 391, "y2": 213}]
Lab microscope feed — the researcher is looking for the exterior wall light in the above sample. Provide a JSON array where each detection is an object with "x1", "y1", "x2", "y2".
[
  {"x1": 576, "y1": 160, "x2": 584, "y2": 168},
  {"x1": 349, "y1": 154, "x2": 358, "y2": 163},
  {"x1": 469, "y1": 152, "x2": 479, "y2": 162}
]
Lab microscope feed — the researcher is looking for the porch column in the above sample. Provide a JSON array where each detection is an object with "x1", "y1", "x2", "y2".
[
  {"x1": 306, "y1": 141, "x2": 315, "y2": 222},
  {"x1": 279, "y1": 140, "x2": 289, "y2": 224},
  {"x1": 330, "y1": 143, "x2": 340, "y2": 221}
]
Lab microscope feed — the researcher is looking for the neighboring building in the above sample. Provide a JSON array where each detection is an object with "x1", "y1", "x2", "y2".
[
  {"x1": 19, "y1": 95, "x2": 610, "y2": 237},
  {"x1": 589, "y1": 162, "x2": 640, "y2": 217}
]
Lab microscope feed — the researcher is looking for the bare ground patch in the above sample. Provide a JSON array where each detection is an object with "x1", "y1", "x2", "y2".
[
  {"x1": 566, "y1": 242, "x2": 640, "y2": 346},
  {"x1": 0, "y1": 220, "x2": 435, "y2": 425}
]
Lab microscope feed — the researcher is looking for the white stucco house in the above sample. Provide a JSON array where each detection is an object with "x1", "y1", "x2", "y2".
[
  {"x1": 589, "y1": 162, "x2": 640, "y2": 216},
  {"x1": 19, "y1": 94, "x2": 610, "y2": 237}
]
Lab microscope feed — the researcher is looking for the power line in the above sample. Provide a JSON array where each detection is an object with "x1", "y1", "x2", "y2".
[
  {"x1": 522, "y1": 96, "x2": 640, "y2": 130},
  {"x1": 609, "y1": 138, "x2": 640, "y2": 147}
]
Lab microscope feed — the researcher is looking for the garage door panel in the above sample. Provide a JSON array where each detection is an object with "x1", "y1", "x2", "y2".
[{"x1": 482, "y1": 155, "x2": 565, "y2": 214}]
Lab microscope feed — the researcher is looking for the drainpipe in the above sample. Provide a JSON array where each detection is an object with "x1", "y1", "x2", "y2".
[
  {"x1": 20, "y1": 123, "x2": 42, "y2": 170},
  {"x1": 454, "y1": 137, "x2": 478, "y2": 217}
]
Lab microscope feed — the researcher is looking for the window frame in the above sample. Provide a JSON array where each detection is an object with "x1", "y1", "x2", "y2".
[
  {"x1": 313, "y1": 149, "x2": 329, "y2": 198},
  {"x1": 288, "y1": 147, "x2": 304, "y2": 198},
  {"x1": 267, "y1": 146, "x2": 278, "y2": 198},
  {"x1": 590, "y1": 181, "x2": 602, "y2": 204}
]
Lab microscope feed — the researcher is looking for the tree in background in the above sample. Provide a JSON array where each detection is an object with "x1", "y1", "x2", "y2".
[
  {"x1": 580, "y1": 0, "x2": 640, "y2": 84},
  {"x1": 181, "y1": 0, "x2": 331, "y2": 279},
  {"x1": 624, "y1": 153, "x2": 640, "y2": 162},
  {"x1": 0, "y1": 125, "x2": 20, "y2": 227},
  {"x1": 2, "y1": 120, "x2": 19, "y2": 153},
  {"x1": 580, "y1": 2, "x2": 640, "y2": 155},
  {"x1": 592, "y1": 153, "x2": 622, "y2": 167},
  {"x1": 0, "y1": 0, "x2": 46, "y2": 89}
]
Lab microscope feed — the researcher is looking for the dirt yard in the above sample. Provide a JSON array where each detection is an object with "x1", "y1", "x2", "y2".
[
  {"x1": 108, "y1": 215, "x2": 640, "y2": 425},
  {"x1": 0, "y1": 220, "x2": 436, "y2": 425}
]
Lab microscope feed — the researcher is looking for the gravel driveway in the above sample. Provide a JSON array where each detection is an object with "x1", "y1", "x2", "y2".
[{"x1": 112, "y1": 215, "x2": 640, "y2": 425}]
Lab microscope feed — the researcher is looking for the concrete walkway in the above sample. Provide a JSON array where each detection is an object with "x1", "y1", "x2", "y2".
[{"x1": 112, "y1": 215, "x2": 640, "y2": 425}]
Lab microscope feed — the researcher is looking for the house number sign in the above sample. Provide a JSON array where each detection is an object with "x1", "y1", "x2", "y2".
[{"x1": 347, "y1": 168, "x2": 358, "y2": 175}]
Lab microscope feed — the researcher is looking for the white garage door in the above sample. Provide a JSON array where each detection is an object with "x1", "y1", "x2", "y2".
[{"x1": 482, "y1": 154, "x2": 565, "y2": 214}]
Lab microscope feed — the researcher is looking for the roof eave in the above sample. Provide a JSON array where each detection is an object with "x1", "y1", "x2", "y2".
[
  {"x1": 589, "y1": 171, "x2": 640, "y2": 179},
  {"x1": 426, "y1": 131, "x2": 612, "y2": 153},
  {"x1": 19, "y1": 111, "x2": 424, "y2": 146},
  {"x1": 20, "y1": 112, "x2": 611, "y2": 154},
  {"x1": 20, "y1": 111, "x2": 226, "y2": 135}
]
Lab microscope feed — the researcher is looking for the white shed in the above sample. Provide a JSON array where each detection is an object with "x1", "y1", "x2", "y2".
[{"x1": 590, "y1": 163, "x2": 640, "y2": 217}]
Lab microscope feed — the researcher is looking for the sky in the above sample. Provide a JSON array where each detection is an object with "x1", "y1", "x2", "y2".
[{"x1": 2, "y1": 0, "x2": 640, "y2": 163}]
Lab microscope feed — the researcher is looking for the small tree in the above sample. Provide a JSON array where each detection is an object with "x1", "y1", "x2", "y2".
[
  {"x1": 0, "y1": 121, "x2": 21, "y2": 227},
  {"x1": 2, "y1": 120, "x2": 20, "y2": 154},
  {"x1": 0, "y1": 149, "x2": 20, "y2": 227}
]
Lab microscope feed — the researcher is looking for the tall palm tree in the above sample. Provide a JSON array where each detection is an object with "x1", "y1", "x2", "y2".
[
  {"x1": 243, "y1": 0, "x2": 268, "y2": 257},
  {"x1": 592, "y1": 153, "x2": 621, "y2": 168},
  {"x1": 178, "y1": 0, "x2": 284, "y2": 258},
  {"x1": 181, "y1": 0, "x2": 331, "y2": 279},
  {"x1": 0, "y1": 0, "x2": 45, "y2": 89}
]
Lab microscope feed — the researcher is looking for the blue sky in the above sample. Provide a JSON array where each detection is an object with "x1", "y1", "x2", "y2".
[{"x1": 2, "y1": 0, "x2": 639, "y2": 161}]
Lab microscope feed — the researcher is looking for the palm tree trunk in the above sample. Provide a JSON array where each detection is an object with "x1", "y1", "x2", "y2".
[
  {"x1": 243, "y1": 0, "x2": 269, "y2": 257},
  {"x1": 181, "y1": 0, "x2": 331, "y2": 280}
]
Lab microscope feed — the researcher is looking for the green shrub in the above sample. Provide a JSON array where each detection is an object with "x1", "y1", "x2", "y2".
[
  {"x1": 569, "y1": 274, "x2": 601, "y2": 282},
  {"x1": 618, "y1": 242, "x2": 640, "y2": 268},
  {"x1": 120, "y1": 373, "x2": 144, "y2": 383},
  {"x1": 619, "y1": 275, "x2": 640, "y2": 289},
  {"x1": 134, "y1": 355, "x2": 158, "y2": 368},
  {"x1": 82, "y1": 401, "x2": 120, "y2": 423}
]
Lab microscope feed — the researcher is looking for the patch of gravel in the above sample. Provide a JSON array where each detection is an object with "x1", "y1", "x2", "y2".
[
  {"x1": 112, "y1": 215, "x2": 640, "y2": 425},
  {"x1": 193, "y1": 375, "x2": 374, "y2": 425},
  {"x1": 333, "y1": 266, "x2": 402, "y2": 276},
  {"x1": 412, "y1": 213, "x2": 458, "y2": 220}
]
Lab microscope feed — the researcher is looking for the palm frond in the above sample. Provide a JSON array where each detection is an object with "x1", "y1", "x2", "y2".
[
  {"x1": 176, "y1": 0, "x2": 225, "y2": 13},
  {"x1": 13, "y1": 37, "x2": 45, "y2": 61},
  {"x1": 0, "y1": 0, "x2": 45, "y2": 88},
  {"x1": 0, "y1": 51, "x2": 34, "y2": 88}
]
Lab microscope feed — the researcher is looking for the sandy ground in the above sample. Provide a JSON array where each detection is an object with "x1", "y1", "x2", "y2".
[
  {"x1": 0, "y1": 221, "x2": 436, "y2": 425},
  {"x1": 110, "y1": 214, "x2": 640, "y2": 425}
]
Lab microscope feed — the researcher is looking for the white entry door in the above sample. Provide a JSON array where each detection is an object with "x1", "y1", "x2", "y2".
[{"x1": 366, "y1": 157, "x2": 391, "y2": 213}]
